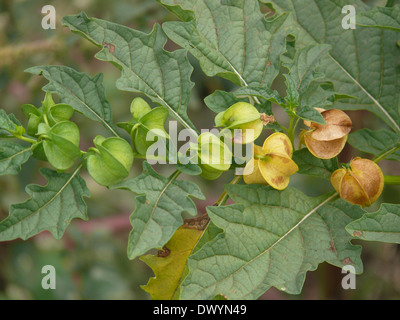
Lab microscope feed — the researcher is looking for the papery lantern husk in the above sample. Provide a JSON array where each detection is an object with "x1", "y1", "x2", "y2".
[
  {"x1": 303, "y1": 109, "x2": 352, "y2": 159},
  {"x1": 197, "y1": 132, "x2": 233, "y2": 180},
  {"x1": 309, "y1": 109, "x2": 352, "y2": 141},
  {"x1": 331, "y1": 157, "x2": 384, "y2": 207},
  {"x1": 86, "y1": 136, "x2": 134, "y2": 187},
  {"x1": 304, "y1": 134, "x2": 348, "y2": 160},
  {"x1": 243, "y1": 145, "x2": 266, "y2": 185},
  {"x1": 243, "y1": 133, "x2": 298, "y2": 190},
  {"x1": 215, "y1": 102, "x2": 264, "y2": 144}
]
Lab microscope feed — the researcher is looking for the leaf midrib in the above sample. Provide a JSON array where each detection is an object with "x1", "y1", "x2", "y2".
[
  {"x1": 129, "y1": 169, "x2": 183, "y2": 257},
  {"x1": 195, "y1": 193, "x2": 338, "y2": 297},
  {"x1": 0, "y1": 147, "x2": 31, "y2": 164},
  {"x1": 65, "y1": 17, "x2": 198, "y2": 136},
  {"x1": 1, "y1": 166, "x2": 83, "y2": 238}
]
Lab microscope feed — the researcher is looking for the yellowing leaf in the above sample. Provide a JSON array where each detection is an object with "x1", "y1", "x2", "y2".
[{"x1": 140, "y1": 227, "x2": 203, "y2": 300}]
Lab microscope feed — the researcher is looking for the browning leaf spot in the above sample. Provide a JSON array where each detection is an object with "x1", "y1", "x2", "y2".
[
  {"x1": 341, "y1": 257, "x2": 354, "y2": 265},
  {"x1": 352, "y1": 230, "x2": 364, "y2": 238},
  {"x1": 183, "y1": 212, "x2": 210, "y2": 231},
  {"x1": 157, "y1": 246, "x2": 171, "y2": 258},
  {"x1": 103, "y1": 42, "x2": 115, "y2": 53},
  {"x1": 328, "y1": 241, "x2": 337, "y2": 254}
]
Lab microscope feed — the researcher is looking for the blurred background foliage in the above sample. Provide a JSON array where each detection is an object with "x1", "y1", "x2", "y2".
[{"x1": 0, "y1": 0, "x2": 399, "y2": 300}]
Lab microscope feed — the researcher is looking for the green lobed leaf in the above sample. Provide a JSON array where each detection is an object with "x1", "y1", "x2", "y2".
[
  {"x1": 204, "y1": 90, "x2": 249, "y2": 114},
  {"x1": 265, "y1": 0, "x2": 400, "y2": 133},
  {"x1": 357, "y1": 5, "x2": 400, "y2": 32},
  {"x1": 346, "y1": 203, "x2": 400, "y2": 244},
  {"x1": 299, "y1": 82, "x2": 335, "y2": 109},
  {"x1": 234, "y1": 86, "x2": 285, "y2": 106},
  {"x1": 293, "y1": 148, "x2": 339, "y2": 180},
  {"x1": 0, "y1": 141, "x2": 32, "y2": 176},
  {"x1": 175, "y1": 161, "x2": 202, "y2": 176},
  {"x1": 283, "y1": 44, "x2": 332, "y2": 124},
  {"x1": 284, "y1": 44, "x2": 331, "y2": 97},
  {"x1": 62, "y1": 12, "x2": 197, "y2": 134},
  {"x1": 283, "y1": 74, "x2": 300, "y2": 107},
  {"x1": 111, "y1": 162, "x2": 205, "y2": 260},
  {"x1": 0, "y1": 109, "x2": 18, "y2": 133},
  {"x1": 0, "y1": 110, "x2": 24, "y2": 137},
  {"x1": 347, "y1": 128, "x2": 400, "y2": 161},
  {"x1": 0, "y1": 167, "x2": 90, "y2": 241},
  {"x1": 296, "y1": 105, "x2": 326, "y2": 124},
  {"x1": 25, "y1": 66, "x2": 118, "y2": 136},
  {"x1": 158, "y1": 0, "x2": 290, "y2": 88},
  {"x1": 180, "y1": 185, "x2": 364, "y2": 299}
]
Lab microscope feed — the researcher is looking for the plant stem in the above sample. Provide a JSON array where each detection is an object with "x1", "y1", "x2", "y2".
[
  {"x1": 287, "y1": 115, "x2": 300, "y2": 149},
  {"x1": 17, "y1": 135, "x2": 37, "y2": 144},
  {"x1": 43, "y1": 114, "x2": 50, "y2": 126},
  {"x1": 215, "y1": 175, "x2": 242, "y2": 207},
  {"x1": 384, "y1": 175, "x2": 400, "y2": 185}
]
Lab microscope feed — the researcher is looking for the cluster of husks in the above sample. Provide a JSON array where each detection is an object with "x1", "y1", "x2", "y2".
[
  {"x1": 235, "y1": 104, "x2": 384, "y2": 207},
  {"x1": 26, "y1": 93, "x2": 383, "y2": 206},
  {"x1": 23, "y1": 92, "x2": 81, "y2": 171}
]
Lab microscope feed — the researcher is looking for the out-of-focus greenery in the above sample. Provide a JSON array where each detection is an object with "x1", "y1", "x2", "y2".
[{"x1": 0, "y1": 0, "x2": 399, "y2": 300}]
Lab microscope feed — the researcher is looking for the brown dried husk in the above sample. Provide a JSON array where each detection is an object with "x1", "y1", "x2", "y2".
[
  {"x1": 304, "y1": 134, "x2": 348, "y2": 159},
  {"x1": 309, "y1": 109, "x2": 352, "y2": 141},
  {"x1": 330, "y1": 158, "x2": 384, "y2": 207}
]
